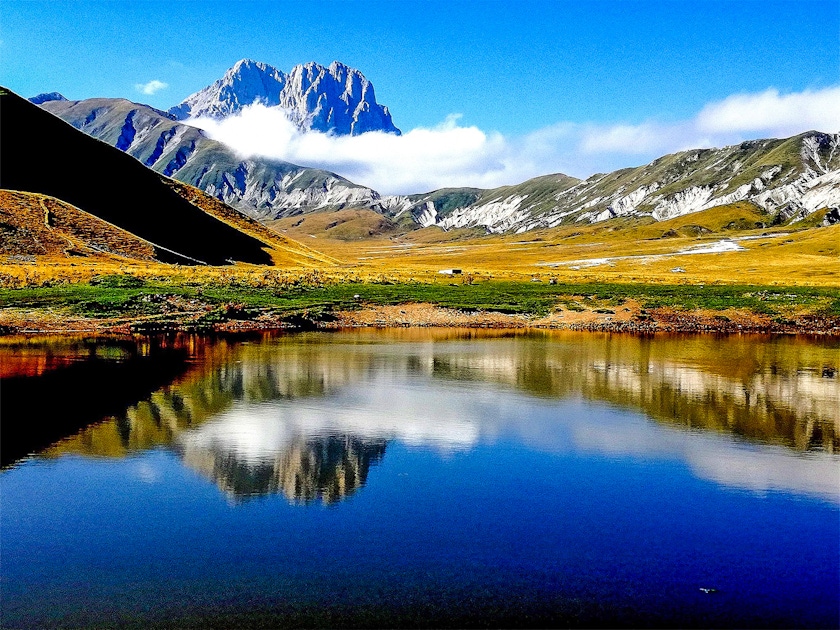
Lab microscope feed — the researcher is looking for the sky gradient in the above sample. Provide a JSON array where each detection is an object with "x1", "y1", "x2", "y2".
[{"x1": 2, "y1": 0, "x2": 838, "y2": 192}]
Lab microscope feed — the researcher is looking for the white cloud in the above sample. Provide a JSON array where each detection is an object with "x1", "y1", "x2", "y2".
[
  {"x1": 573, "y1": 85, "x2": 840, "y2": 159},
  {"x1": 188, "y1": 85, "x2": 840, "y2": 194},
  {"x1": 135, "y1": 79, "x2": 169, "y2": 95},
  {"x1": 192, "y1": 106, "x2": 528, "y2": 193},
  {"x1": 696, "y1": 86, "x2": 840, "y2": 136}
]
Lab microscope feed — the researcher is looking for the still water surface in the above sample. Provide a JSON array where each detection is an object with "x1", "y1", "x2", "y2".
[{"x1": 1, "y1": 329, "x2": 838, "y2": 628}]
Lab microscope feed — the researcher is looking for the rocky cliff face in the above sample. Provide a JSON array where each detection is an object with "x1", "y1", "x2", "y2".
[
  {"x1": 168, "y1": 59, "x2": 286, "y2": 121},
  {"x1": 168, "y1": 59, "x2": 400, "y2": 136},
  {"x1": 278, "y1": 61, "x2": 400, "y2": 135}
]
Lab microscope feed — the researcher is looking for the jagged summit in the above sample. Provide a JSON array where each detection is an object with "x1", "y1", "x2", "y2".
[
  {"x1": 280, "y1": 61, "x2": 399, "y2": 136},
  {"x1": 169, "y1": 59, "x2": 400, "y2": 136},
  {"x1": 168, "y1": 59, "x2": 286, "y2": 121},
  {"x1": 28, "y1": 92, "x2": 67, "y2": 105}
]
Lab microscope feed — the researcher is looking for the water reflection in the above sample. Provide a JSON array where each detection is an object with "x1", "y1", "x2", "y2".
[
  {"x1": 4, "y1": 329, "x2": 838, "y2": 503},
  {"x1": 179, "y1": 434, "x2": 386, "y2": 503},
  {"x1": 0, "y1": 335, "x2": 193, "y2": 466}
]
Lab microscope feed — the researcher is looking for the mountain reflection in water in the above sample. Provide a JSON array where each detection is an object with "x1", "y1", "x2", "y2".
[
  {"x1": 178, "y1": 434, "x2": 386, "y2": 503},
  {"x1": 11, "y1": 329, "x2": 838, "y2": 503}
]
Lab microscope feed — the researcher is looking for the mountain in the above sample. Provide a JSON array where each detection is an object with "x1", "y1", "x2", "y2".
[
  {"x1": 0, "y1": 87, "x2": 334, "y2": 266},
  {"x1": 168, "y1": 59, "x2": 285, "y2": 121},
  {"x1": 39, "y1": 96, "x2": 399, "y2": 220},
  {"x1": 30, "y1": 83, "x2": 839, "y2": 236},
  {"x1": 169, "y1": 59, "x2": 401, "y2": 136},
  {"x1": 28, "y1": 91, "x2": 67, "y2": 105},
  {"x1": 405, "y1": 132, "x2": 840, "y2": 233}
]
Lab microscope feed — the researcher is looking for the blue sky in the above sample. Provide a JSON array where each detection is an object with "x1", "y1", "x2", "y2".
[
  {"x1": 3, "y1": 0, "x2": 836, "y2": 133},
  {"x1": 2, "y1": 0, "x2": 838, "y2": 191}
]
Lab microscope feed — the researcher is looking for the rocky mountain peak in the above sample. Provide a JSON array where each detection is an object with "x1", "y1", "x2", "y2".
[
  {"x1": 280, "y1": 60, "x2": 396, "y2": 136},
  {"x1": 29, "y1": 92, "x2": 68, "y2": 105},
  {"x1": 169, "y1": 59, "x2": 399, "y2": 136},
  {"x1": 169, "y1": 59, "x2": 287, "y2": 121}
]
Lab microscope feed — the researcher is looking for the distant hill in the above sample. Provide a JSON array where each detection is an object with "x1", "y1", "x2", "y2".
[
  {"x1": 269, "y1": 208, "x2": 403, "y2": 241},
  {"x1": 28, "y1": 91, "x2": 67, "y2": 105},
  {"x1": 0, "y1": 87, "x2": 335, "y2": 266},
  {"x1": 404, "y1": 133, "x2": 840, "y2": 233}
]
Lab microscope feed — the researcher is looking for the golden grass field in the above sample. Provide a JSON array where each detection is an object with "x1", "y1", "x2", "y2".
[
  {"x1": 270, "y1": 203, "x2": 840, "y2": 287},
  {"x1": 1, "y1": 192, "x2": 837, "y2": 289}
]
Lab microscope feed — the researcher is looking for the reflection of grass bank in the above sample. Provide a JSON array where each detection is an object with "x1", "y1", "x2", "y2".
[
  {"x1": 32, "y1": 329, "x2": 840, "y2": 461},
  {"x1": 0, "y1": 275, "x2": 838, "y2": 334}
]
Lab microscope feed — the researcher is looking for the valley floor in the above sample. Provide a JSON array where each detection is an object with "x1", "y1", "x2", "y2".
[
  {"x1": 1, "y1": 206, "x2": 837, "y2": 337},
  {"x1": 269, "y1": 204, "x2": 840, "y2": 287}
]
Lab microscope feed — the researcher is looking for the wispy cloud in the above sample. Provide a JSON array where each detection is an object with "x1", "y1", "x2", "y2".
[
  {"x1": 189, "y1": 85, "x2": 840, "y2": 194},
  {"x1": 135, "y1": 79, "x2": 169, "y2": 95}
]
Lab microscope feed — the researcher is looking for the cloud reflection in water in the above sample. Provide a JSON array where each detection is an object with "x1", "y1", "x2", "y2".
[{"x1": 35, "y1": 331, "x2": 838, "y2": 504}]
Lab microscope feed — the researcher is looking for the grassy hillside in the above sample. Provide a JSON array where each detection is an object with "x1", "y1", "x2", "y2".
[
  {"x1": 270, "y1": 208, "x2": 401, "y2": 241},
  {"x1": 165, "y1": 180, "x2": 339, "y2": 266},
  {"x1": 1, "y1": 88, "x2": 273, "y2": 265},
  {"x1": 0, "y1": 190, "x2": 160, "y2": 261}
]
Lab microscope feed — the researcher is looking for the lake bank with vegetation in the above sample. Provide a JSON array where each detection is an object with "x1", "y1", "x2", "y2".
[{"x1": 1, "y1": 275, "x2": 838, "y2": 336}]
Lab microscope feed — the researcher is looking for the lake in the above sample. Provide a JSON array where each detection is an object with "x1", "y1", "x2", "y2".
[{"x1": 1, "y1": 329, "x2": 838, "y2": 628}]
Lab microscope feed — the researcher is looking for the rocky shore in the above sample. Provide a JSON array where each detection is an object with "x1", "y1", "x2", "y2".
[{"x1": 1, "y1": 301, "x2": 838, "y2": 336}]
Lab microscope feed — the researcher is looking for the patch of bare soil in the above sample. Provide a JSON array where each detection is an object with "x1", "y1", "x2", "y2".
[
  {"x1": 329, "y1": 303, "x2": 531, "y2": 328},
  {"x1": 0, "y1": 308, "x2": 105, "y2": 334},
  {"x1": 327, "y1": 301, "x2": 839, "y2": 335}
]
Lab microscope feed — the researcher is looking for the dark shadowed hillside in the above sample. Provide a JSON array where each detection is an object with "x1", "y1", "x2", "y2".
[{"x1": 0, "y1": 88, "x2": 272, "y2": 265}]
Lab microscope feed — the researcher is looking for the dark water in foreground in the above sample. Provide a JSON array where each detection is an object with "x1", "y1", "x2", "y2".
[{"x1": 1, "y1": 329, "x2": 838, "y2": 628}]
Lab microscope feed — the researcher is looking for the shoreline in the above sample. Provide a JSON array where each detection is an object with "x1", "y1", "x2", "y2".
[{"x1": 2, "y1": 301, "x2": 839, "y2": 337}]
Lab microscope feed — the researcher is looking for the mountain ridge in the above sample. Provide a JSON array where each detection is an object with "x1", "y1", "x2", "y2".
[
  {"x1": 32, "y1": 91, "x2": 840, "y2": 234},
  {"x1": 28, "y1": 68, "x2": 839, "y2": 236},
  {"x1": 39, "y1": 96, "x2": 396, "y2": 219},
  {"x1": 402, "y1": 132, "x2": 840, "y2": 233}
]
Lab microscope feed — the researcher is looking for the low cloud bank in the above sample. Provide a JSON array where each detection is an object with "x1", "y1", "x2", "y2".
[{"x1": 190, "y1": 85, "x2": 840, "y2": 195}]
